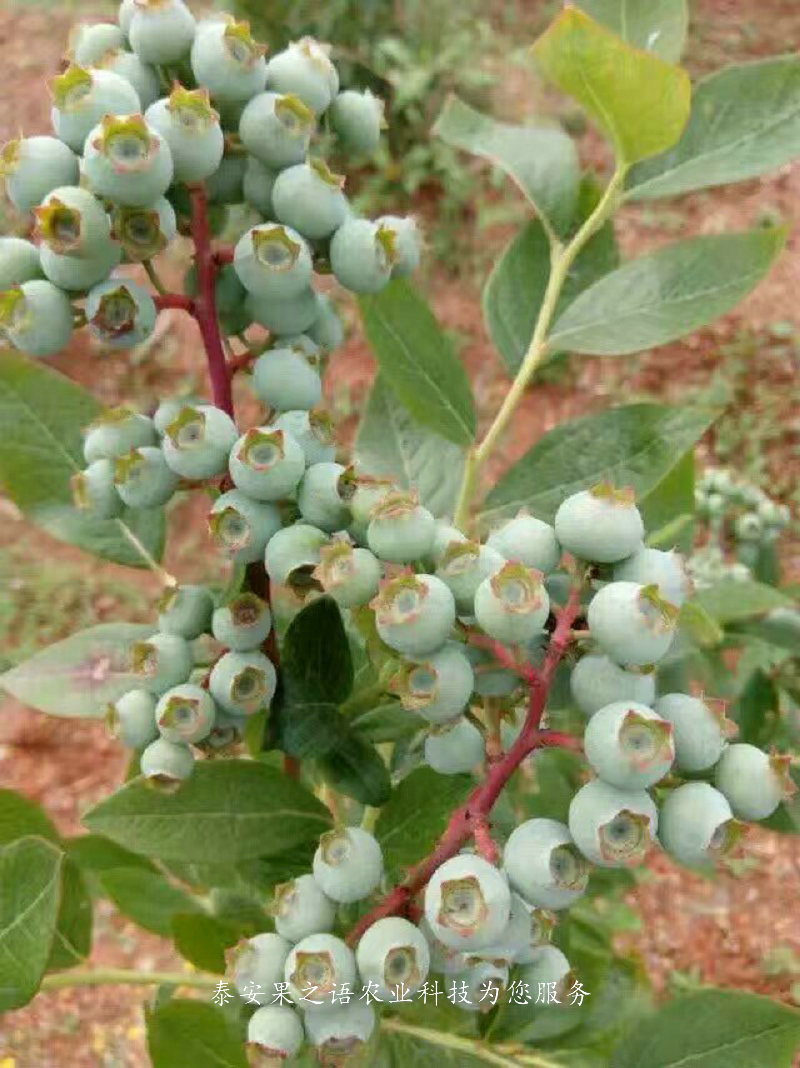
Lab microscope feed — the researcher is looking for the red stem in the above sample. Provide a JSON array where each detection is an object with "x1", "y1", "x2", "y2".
[
  {"x1": 345, "y1": 585, "x2": 583, "y2": 946},
  {"x1": 213, "y1": 247, "x2": 234, "y2": 267},
  {"x1": 155, "y1": 293, "x2": 195, "y2": 313},
  {"x1": 189, "y1": 185, "x2": 234, "y2": 416}
]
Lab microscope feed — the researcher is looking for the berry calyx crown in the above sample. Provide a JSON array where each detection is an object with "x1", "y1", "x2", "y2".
[
  {"x1": 370, "y1": 488, "x2": 419, "y2": 522},
  {"x1": 489, "y1": 561, "x2": 545, "y2": 613},
  {"x1": 52, "y1": 65, "x2": 94, "y2": 110},
  {"x1": 92, "y1": 115, "x2": 159, "y2": 172},
  {"x1": 252, "y1": 225, "x2": 302, "y2": 272},
  {"x1": 167, "y1": 84, "x2": 219, "y2": 130},
  {"x1": 309, "y1": 157, "x2": 346, "y2": 191},
  {"x1": 91, "y1": 285, "x2": 138, "y2": 339},
  {"x1": 274, "y1": 94, "x2": 315, "y2": 135},
  {"x1": 222, "y1": 20, "x2": 266, "y2": 67},
  {"x1": 590, "y1": 481, "x2": 636, "y2": 507},
  {"x1": 0, "y1": 287, "x2": 26, "y2": 330}
]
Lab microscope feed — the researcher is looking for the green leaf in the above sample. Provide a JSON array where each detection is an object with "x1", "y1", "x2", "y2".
[
  {"x1": 692, "y1": 580, "x2": 792, "y2": 624},
  {"x1": 0, "y1": 836, "x2": 63, "y2": 1011},
  {"x1": 359, "y1": 280, "x2": 475, "y2": 448},
  {"x1": 352, "y1": 702, "x2": 425, "y2": 743},
  {"x1": 84, "y1": 760, "x2": 331, "y2": 862},
  {"x1": 483, "y1": 404, "x2": 717, "y2": 523},
  {"x1": 0, "y1": 787, "x2": 60, "y2": 847},
  {"x1": 282, "y1": 596, "x2": 353, "y2": 705},
  {"x1": 376, "y1": 769, "x2": 473, "y2": 881},
  {"x1": 172, "y1": 912, "x2": 241, "y2": 974},
  {"x1": 96, "y1": 867, "x2": 202, "y2": 937},
  {"x1": 374, "y1": 1021, "x2": 533, "y2": 1067},
  {"x1": 0, "y1": 622, "x2": 151, "y2": 718},
  {"x1": 629, "y1": 56, "x2": 800, "y2": 200},
  {"x1": 147, "y1": 999, "x2": 247, "y2": 1068},
  {"x1": 483, "y1": 212, "x2": 618, "y2": 375},
  {"x1": 639, "y1": 451, "x2": 695, "y2": 553},
  {"x1": 0, "y1": 351, "x2": 166, "y2": 568},
  {"x1": 67, "y1": 833, "x2": 156, "y2": 873},
  {"x1": 548, "y1": 228, "x2": 786, "y2": 356},
  {"x1": 356, "y1": 376, "x2": 465, "y2": 518},
  {"x1": 432, "y1": 94, "x2": 579, "y2": 237},
  {"x1": 678, "y1": 601, "x2": 724, "y2": 648},
  {"x1": 318, "y1": 731, "x2": 392, "y2": 807},
  {"x1": 532, "y1": 7, "x2": 691, "y2": 164},
  {"x1": 611, "y1": 989, "x2": 800, "y2": 1067},
  {"x1": 733, "y1": 669, "x2": 779, "y2": 746},
  {"x1": 734, "y1": 607, "x2": 800, "y2": 652},
  {"x1": 577, "y1": 0, "x2": 688, "y2": 62}
]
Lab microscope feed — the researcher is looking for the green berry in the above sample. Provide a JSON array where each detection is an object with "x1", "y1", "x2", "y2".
[
  {"x1": 330, "y1": 218, "x2": 394, "y2": 293},
  {"x1": 330, "y1": 89, "x2": 385, "y2": 155},
  {"x1": 284, "y1": 933, "x2": 356, "y2": 1003},
  {"x1": 155, "y1": 683, "x2": 216, "y2": 744},
  {"x1": 34, "y1": 186, "x2": 111, "y2": 257},
  {"x1": 0, "y1": 238, "x2": 41, "y2": 290},
  {"x1": 83, "y1": 114, "x2": 173, "y2": 206},
  {"x1": 145, "y1": 86, "x2": 224, "y2": 182},
  {"x1": 424, "y1": 716, "x2": 484, "y2": 774},
  {"x1": 474, "y1": 562, "x2": 550, "y2": 645},
  {"x1": 274, "y1": 409, "x2": 336, "y2": 466},
  {"x1": 587, "y1": 581, "x2": 678, "y2": 667},
  {"x1": 486, "y1": 512, "x2": 561, "y2": 574},
  {"x1": 243, "y1": 155, "x2": 277, "y2": 215},
  {"x1": 233, "y1": 223, "x2": 312, "y2": 301},
  {"x1": 209, "y1": 490, "x2": 282, "y2": 565},
  {"x1": 614, "y1": 547, "x2": 693, "y2": 607},
  {"x1": 347, "y1": 476, "x2": 393, "y2": 545},
  {"x1": 40, "y1": 242, "x2": 121, "y2": 293},
  {"x1": 423, "y1": 854, "x2": 510, "y2": 951},
  {"x1": 129, "y1": 0, "x2": 195, "y2": 65},
  {"x1": 161, "y1": 403, "x2": 238, "y2": 480},
  {"x1": 376, "y1": 214, "x2": 421, "y2": 277},
  {"x1": 454, "y1": 960, "x2": 509, "y2": 1012},
  {"x1": 106, "y1": 688, "x2": 158, "y2": 748},
  {"x1": 570, "y1": 653, "x2": 656, "y2": 718},
  {"x1": 584, "y1": 700, "x2": 675, "y2": 790},
  {"x1": 110, "y1": 198, "x2": 176, "y2": 261},
  {"x1": 140, "y1": 736, "x2": 194, "y2": 786},
  {"x1": 245, "y1": 286, "x2": 321, "y2": 335},
  {"x1": 272, "y1": 159, "x2": 349, "y2": 241},
  {"x1": 153, "y1": 395, "x2": 201, "y2": 436},
  {"x1": 70, "y1": 21, "x2": 126, "y2": 66},
  {"x1": 130, "y1": 631, "x2": 194, "y2": 695},
  {"x1": 84, "y1": 406, "x2": 156, "y2": 463},
  {"x1": 190, "y1": 19, "x2": 266, "y2": 104},
  {"x1": 114, "y1": 446, "x2": 178, "y2": 508},
  {"x1": 373, "y1": 573, "x2": 456, "y2": 657},
  {"x1": 554, "y1": 483, "x2": 644, "y2": 563},
  {"x1": 313, "y1": 541, "x2": 381, "y2": 608},
  {"x1": 266, "y1": 38, "x2": 338, "y2": 115},
  {"x1": 518, "y1": 945, "x2": 572, "y2": 1001},
  {"x1": 86, "y1": 280, "x2": 157, "y2": 349},
  {"x1": 264, "y1": 522, "x2": 329, "y2": 589},
  {"x1": 0, "y1": 281, "x2": 73, "y2": 357},
  {"x1": 252, "y1": 336, "x2": 323, "y2": 412},
  {"x1": 118, "y1": 0, "x2": 136, "y2": 36},
  {"x1": 229, "y1": 426, "x2": 306, "y2": 501},
  {"x1": 654, "y1": 693, "x2": 734, "y2": 772},
  {"x1": 313, "y1": 826, "x2": 383, "y2": 904},
  {"x1": 95, "y1": 49, "x2": 160, "y2": 110},
  {"x1": 367, "y1": 490, "x2": 435, "y2": 563},
  {"x1": 503, "y1": 818, "x2": 589, "y2": 910},
  {"x1": 436, "y1": 540, "x2": 505, "y2": 615},
  {"x1": 205, "y1": 153, "x2": 245, "y2": 203},
  {"x1": 209, "y1": 649, "x2": 277, "y2": 716},
  {"x1": 271, "y1": 874, "x2": 336, "y2": 942},
  {"x1": 304, "y1": 1002, "x2": 375, "y2": 1053},
  {"x1": 212, "y1": 593, "x2": 272, "y2": 652},
  {"x1": 0, "y1": 135, "x2": 79, "y2": 215},
  {"x1": 71, "y1": 458, "x2": 123, "y2": 520},
  {"x1": 51, "y1": 65, "x2": 140, "y2": 153},
  {"x1": 393, "y1": 642, "x2": 474, "y2": 725},
  {"x1": 239, "y1": 91, "x2": 315, "y2": 169},
  {"x1": 568, "y1": 778, "x2": 657, "y2": 868},
  {"x1": 659, "y1": 782, "x2": 742, "y2": 867},
  {"x1": 306, "y1": 294, "x2": 344, "y2": 353},
  {"x1": 247, "y1": 1006, "x2": 303, "y2": 1061},
  {"x1": 430, "y1": 521, "x2": 468, "y2": 563},
  {"x1": 297, "y1": 462, "x2": 355, "y2": 532},
  {"x1": 157, "y1": 584, "x2": 213, "y2": 639},
  {"x1": 356, "y1": 917, "x2": 430, "y2": 1001},
  {"x1": 714, "y1": 743, "x2": 794, "y2": 820}
]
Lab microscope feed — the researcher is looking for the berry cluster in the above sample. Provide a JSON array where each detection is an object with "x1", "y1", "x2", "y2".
[{"x1": 0, "y1": 3, "x2": 419, "y2": 357}]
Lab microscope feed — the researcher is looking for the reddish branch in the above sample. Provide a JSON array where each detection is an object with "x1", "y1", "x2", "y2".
[
  {"x1": 154, "y1": 293, "x2": 195, "y2": 313},
  {"x1": 189, "y1": 184, "x2": 234, "y2": 416},
  {"x1": 345, "y1": 586, "x2": 583, "y2": 946}
]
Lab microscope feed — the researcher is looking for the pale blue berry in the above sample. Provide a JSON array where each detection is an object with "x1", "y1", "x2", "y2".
[
  {"x1": 272, "y1": 159, "x2": 349, "y2": 241},
  {"x1": 356, "y1": 918, "x2": 430, "y2": 1001},
  {"x1": 51, "y1": 66, "x2": 140, "y2": 153},
  {"x1": 231, "y1": 932, "x2": 291, "y2": 997},
  {"x1": 234, "y1": 223, "x2": 312, "y2": 301},
  {"x1": 205, "y1": 153, "x2": 245, "y2": 203},
  {"x1": 229, "y1": 426, "x2": 306, "y2": 501},
  {"x1": 313, "y1": 827, "x2": 383, "y2": 904},
  {"x1": 570, "y1": 653, "x2": 656, "y2": 718},
  {"x1": 267, "y1": 38, "x2": 338, "y2": 115},
  {"x1": 284, "y1": 933, "x2": 356, "y2": 1003},
  {"x1": 347, "y1": 476, "x2": 393, "y2": 545},
  {"x1": 659, "y1": 782, "x2": 742, "y2": 868},
  {"x1": 161, "y1": 404, "x2": 238, "y2": 480},
  {"x1": 394, "y1": 642, "x2": 474, "y2": 725},
  {"x1": 376, "y1": 214, "x2": 421, "y2": 277},
  {"x1": 313, "y1": 541, "x2": 381, "y2": 608},
  {"x1": 454, "y1": 960, "x2": 509, "y2": 1012},
  {"x1": 554, "y1": 484, "x2": 644, "y2": 563},
  {"x1": 518, "y1": 945, "x2": 572, "y2": 1000},
  {"x1": 245, "y1": 286, "x2": 321, "y2": 336},
  {"x1": 503, "y1": 818, "x2": 589, "y2": 910},
  {"x1": 330, "y1": 218, "x2": 394, "y2": 293},
  {"x1": 153, "y1": 395, "x2": 201, "y2": 437},
  {"x1": 82, "y1": 114, "x2": 173, "y2": 207},
  {"x1": 486, "y1": 512, "x2": 561, "y2": 574},
  {"x1": 306, "y1": 294, "x2": 344, "y2": 353},
  {"x1": 0, "y1": 281, "x2": 73, "y2": 357},
  {"x1": 145, "y1": 87, "x2": 224, "y2": 182},
  {"x1": 106, "y1": 688, "x2": 158, "y2": 748},
  {"x1": 430, "y1": 521, "x2": 468, "y2": 564},
  {"x1": 252, "y1": 337, "x2": 323, "y2": 412},
  {"x1": 587, "y1": 581, "x2": 678, "y2": 667},
  {"x1": 474, "y1": 562, "x2": 550, "y2": 645},
  {"x1": 0, "y1": 238, "x2": 41, "y2": 290},
  {"x1": 424, "y1": 854, "x2": 511, "y2": 951},
  {"x1": 655, "y1": 693, "x2": 734, "y2": 772},
  {"x1": 131, "y1": 631, "x2": 193, "y2": 695},
  {"x1": 90, "y1": 279, "x2": 158, "y2": 349},
  {"x1": 247, "y1": 1005, "x2": 303, "y2": 1061},
  {"x1": 129, "y1": 0, "x2": 195, "y2": 65},
  {"x1": 436, "y1": 540, "x2": 505, "y2": 615},
  {"x1": 157, "y1": 584, "x2": 213, "y2": 639},
  {"x1": 367, "y1": 490, "x2": 435, "y2": 564},
  {"x1": 140, "y1": 736, "x2": 194, "y2": 786},
  {"x1": 110, "y1": 198, "x2": 176, "y2": 261},
  {"x1": 209, "y1": 649, "x2": 277, "y2": 717},
  {"x1": 71, "y1": 458, "x2": 123, "y2": 520},
  {"x1": 274, "y1": 409, "x2": 336, "y2": 466},
  {"x1": 584, "y1": 701, "x2": 674, "y2": 790},
  {"x1": 242, "y1": 155, "x2": 277, "y2": 215},
  {"x1": 209, "y1": 490, "x2": 282, "y2": 565},
  {"x1": 155, "y1": 683, "x2": 216, "y2": 744},
  {"x1": 424, "y1": 716, "x2": 484, "y2": 774},
  {"x1": 0, "y1": 136, "x2": 79, "y2": 215},
  {"x1": 190, "y1": 19, "x2": 266, "y2": 104},
  {"x1": 330, "y1": 90, "x2": 385, "y2": 155},
  {"x1": 84, "y1": 407, "x2": 156, "y2": 463},
  {"x1": 714, "y1": 743, "x2": 793, "y2": 820},
  {"x1": 114, "y1": 446, "x2": 178, "y2": 508},
  {"x1": 568, "y1": 778, "x2": 657, "y2": 868},
  {"x1": 305, "y1": 1001, "x2": 375, "y2": 1054},
  {"x1": 212, "y1": 593, "x2": 272, "y2": 652},
  {"x1": 297, "y1": 462, "x2": 355, "y2": 532},
  {"x1": 40, "y1": 242, "x2": 121, "y2": 294},
  {"x1": 239, "y1": 91, "x2": 315, "y2": 169},
  {"x1": 271, "y1": 874, "x2": 336, "y2": 942},
  {"x1": 70, "y1": 22, "x2": 126, "y2": 66},
  {"x1": 264, "y1": 523, "x2": 329, "y2": 588},
  {"x1": 614, "y1": 546, "x2": 693, "y2": 607},
  {"x1": 96, "y1": 50, "x2": 160, "y2": 110},
  {"x1": 35, "y1": 186, "x2": 111, "y2": 258},
  {"x1": 373, "y1": 573, "x2": 456, "y2": 657}
]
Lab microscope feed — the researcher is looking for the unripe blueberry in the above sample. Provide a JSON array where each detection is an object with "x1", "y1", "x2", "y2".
[
  {"x1": 229, "y1": 427, "x2": 306, "y2": 501},
  {"x1": 267, "y1": 38, "x2": 338, "y2": 115},
  {"x1": 145, "y1": 86, "x2": 224, "y2": 182},
  {"x1": 0, "y1": 238, "x2": 41, "y2": 290},
  {"x1": 131, "y1": 631, "x2": 193, "y2": 695},
  {"x1": 424, "y1": 854, "x2": 511, "y2": 951},
  {"x1": 157, "y1": 584, "x2": 213, "y2": 639},
  {"x1": 34, "y1": 186, "x2": 111, "y2": 257},
  {"x1": 155, "y1": 683, "x2": 216, "y2": 744},
  {"x1": 455, "y1": 959, "x2": 509, "y2": 1012},
  {"x1": 418, "y1": 916, "x2": 469, "y2": 975},
  {"x1": 264, "y1": 523, "x2": 329, "y2": 591},
  {"x1": 242, "y1": 155, "x2": 277, "y2": 215},
  {"x1": 568, "y1": 778, "x2": 657, "y2": 868},
  {"x1": 312, "y1": 541, "x2": 382, "y2": 608},
  {"x1": 51, "y1": 65, "x2": 140, "y2": 154},
  {"x1": 83, "y1": 114, "x2": 173, "y2": 206},
  {"x1": 376, "y1": 214, "x2": 422, "y2": 278},
  {"x1": 654, "y1": 693, "x2": 736, "y2": 772},
  {"x1": 0, "y1": 281, "x2": 73, "y2": 358},
  {"x1": 233, "y1": 223, "x2": 312, "y2": 302},
  {"x1": 372, "y1": 573, "x2": 456, "y2": 657},
  {"x1": 271, "y1": 874, "x2": 336, "y2": 942},
  {"x1": 587, "y1": 581, "x2": 678, "y2": 667},
  {"x1": 161, "y1": 404, "x2": 238, "y2": 481},
  {"x1": 272, "y1": 159, "x2": 349, "y2": 241},
  {"x1": 393, "y1": 642, "x2": 474, "y2": 725},
  {"x1": 348, "y1": 476, "x2": 395, "y2": 546},
  {"x1": 357, "y1": 917, "x2": 430, "y2": 1001},
  {"x1": 196, "y1": 708, "x2": 248, "y2": 755},
  {"x1": 106, "y1": 688, "x2": 158, "y2": 748},
  {"x1": 512, "y1": 900, "x2": 558, "y2": 966},
  {"x1": 212, "y1": 593, "x2": 272, "y2": 652},
  {"x1": 486, "y1": 512, "x2": 561, "y2": 574},
  {"x1": 584, "y1": 701, "x2": 675, "y2": 790},
  {"x1": 0, "y1": 136, "x2": 79, "y2": 215},
  {"x1": 284, "y1": 933, "x2": 356, "y2": 1003},
  {"x1": 436, "y1": 540, "x2": 505, "y2": 615},
  {"x1": 230, "y1": 931, "x2": 292, "y2": 996},
  {"x1": 114, "y1": 446, "x2": 178, "y2": 508},
  {"x1": 518, "y1": 945, "x2": 572, "y2": 1001},
  {"x1": 367, "y1": 490, "x2": 435, "y2": 564},
  {"x1": 110, "y1": 198, "x2": 176, "y2": 261},
  {"x1": 70, "y1": 21, "x2": 126, "y2": 66},
  {"x1": 95, "y1": 49, "x2": 161, "y2": 111},
  {"x1": 153, "y1": 395, "x2": 201, "y2": 437},
  {"x1": 570, "y1": 653, "x2": 656, "y2": 719},
  {"x1": 140, "y1": 736, "x2": 194, "y2": 787},
  {"x1": 205, "y1": 153, "x2": 245, "y2": 204},
  {"x1": 71, "y1": 458, "x2": 123, "y2": 520},
  {"x1": 614, "y1": 546, "x2": 693, "y2": 607},
  {"x1": 247, "y1": 1005, "x2": 303, "y2": 1062},
  {"x1": 252, "y1": 337, "x2": 323, "y2": 412},
  {"x1": 304, "y1": 1002, "x2": 376, "y2": 1056},
  {"x1": 735, "y1": 512, "x2": 762, "y2": 542},
  {"x1": 84, "y1": 406, "x2": 156, "y2": 463},
  {"x1": 714, "y1": 743, "x2": 795, "y2": 820},
  {"x1": 330, "y1": 218, "x2": 395, "y2": 294},
  {"x1": 297, "y1": 462, "x2": 355, "y2": 532},
  {"x1": 209, "y1": 649, "x2": 277, "y2": 717},
  {"x1": 190, "y1": 19, "x2": 267, "y2": 104},
  {"x1": 313, "y1": 826, "x2": 383, "y2": 904},
  {"x1": 474, "y1": 562, "x2": 550, "y2": 646},
  {"x1": 306, "y1": 294, "x2": 344, "y2": 353},
  {"x1": 128, "y1": 0, "x2": 195, "y2": 65},
  {"x1": 245, "y1": 286, "x2": 322, "y2": 336},
  {"x1": 118, "y1": 0, "x2": 136, "y2": 36},
  {"x1": 430, "y1": 521, "x2": 469, "y2": 563},
  {"x1": 183, "y1": 262, "x2": 247, "y2": 335},
  {"x1": 89, "y1": 280, "x2": 158, "y2": 350},
  {"x1": 473, "y1": 890, "x2": 552, "y2": 965},
  {"x1": 503, "y1": 818, "x2": 589, "y2": 910},
  {"x1": 209, "y1": 490, "x2": 282, "y2": 565},
  {"x1": 239, "y1": 91, "x2": 315, "y2": 169},
  {"x1": 39, "y1": 242, "x2": 121, "y2": 294},
  {"x1": 554, "y1": 483, "x2": 644, "y2": 563},
  {"x1": 274, "y1": 409, "x2": 336, "y2": 466},
  {"x1": 659, "y1": 782, "x2": 743, "y2": 868},
  {"x1": 424, "y1": 716, "x2": 484, "y2": 774},
  {"x1": 330, "y1": 89, "x2": 385, "y2": 155}
]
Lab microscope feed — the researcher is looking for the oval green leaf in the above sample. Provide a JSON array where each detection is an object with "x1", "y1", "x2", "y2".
[
  {"x1": 147, "y1": 1000, "x2": 247, "y2": 1068},
  {"x1": 577, "y1": 0, "x2": 688, "y2": 62}
]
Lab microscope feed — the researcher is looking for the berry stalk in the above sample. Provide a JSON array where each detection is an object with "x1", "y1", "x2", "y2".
[{"x1": 189, "y1": 183, "x2": 234, "y2": 416}]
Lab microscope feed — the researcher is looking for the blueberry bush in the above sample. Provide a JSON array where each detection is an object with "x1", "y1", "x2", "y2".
[{"x1": 1, "y1": 1, "x2": 800, "y2": 1065}]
